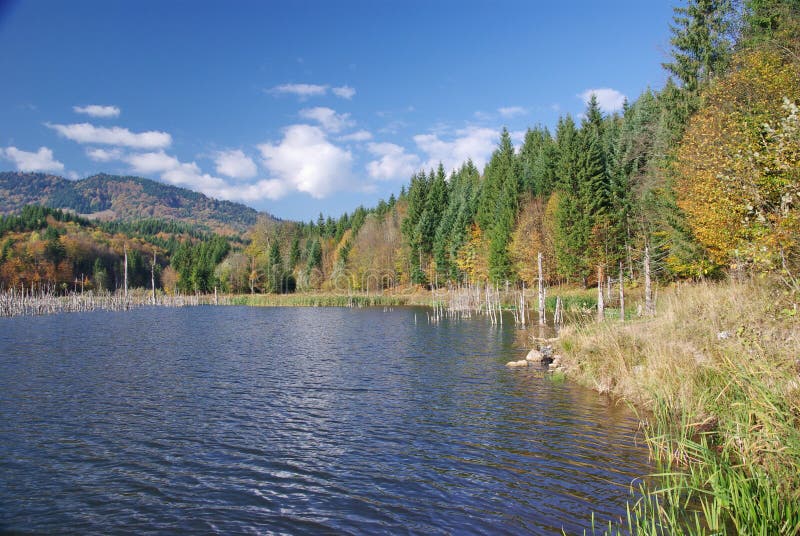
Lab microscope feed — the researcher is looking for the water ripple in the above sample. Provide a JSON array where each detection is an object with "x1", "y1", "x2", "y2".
[{"x1": 0, "y1": 307, "x2": 651, "y2": 534}]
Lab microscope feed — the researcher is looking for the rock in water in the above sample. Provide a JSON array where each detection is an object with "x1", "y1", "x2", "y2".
[
  {"x1": 525, "y1": 349, "x2": 544, "y2": 362},
  {"x1": 506, "y1": 360, "x2": 529, "y2": 368}
]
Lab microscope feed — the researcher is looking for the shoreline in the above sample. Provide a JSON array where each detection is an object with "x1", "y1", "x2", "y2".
[
  {"x1": 0, "y1": 284, "x2": 608, "y2": 318},
  {"x1": 552, "y1": 279, "x2": 800, "y2": 534}
]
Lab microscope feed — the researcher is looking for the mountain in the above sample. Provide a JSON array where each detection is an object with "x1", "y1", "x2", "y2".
[{"x1": 0, "y1": 172, "x2": 271, "y2": 234}]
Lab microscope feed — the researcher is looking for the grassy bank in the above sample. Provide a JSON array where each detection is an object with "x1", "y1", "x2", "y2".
[
  {"x1": 225, "y1": 285, "x2": 606, "y2": 314},
  {"x1": 226, "y1": 292, "x2": 425, "y2": 308},
  {"x1": 557, "y1": 280, "x2": 800, "y2": 534}
]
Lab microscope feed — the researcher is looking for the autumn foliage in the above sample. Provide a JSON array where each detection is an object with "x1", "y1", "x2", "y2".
[{"x1": 675, "y1": 49, "x2": 800, "y2": 273}]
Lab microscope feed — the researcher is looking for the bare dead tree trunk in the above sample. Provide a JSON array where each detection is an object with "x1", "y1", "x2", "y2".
[
  {"x1": 151, "y1": 250, "x2": 156, "y2": 304},
  {"x1": 538, "y1": 252, "x2": 546, "y2": 326},
  {"x1": 627, "y1": 244, "x2": 634, "y2": 281},
  {"x1": 123, "y1": 244, "x2": 128, "y2": 298},
  {"x1": 554, "y1": 296, "x2": 564, "y2": 328},
  {"x1": 619, "y1": 261, "x2": 625, "y2": 322},
  {"x1": 597, "y1": 265, "x2": 605, "y2": 321},
  {"x1": 250, "y1": 256, "x2": 255, "y2": 295},
  {"x1": 497, "y1": 284, "x2": 502, "y2": 325},
  {"x1": 644, "y1": 245, "x2": 654, "y2": 316}
]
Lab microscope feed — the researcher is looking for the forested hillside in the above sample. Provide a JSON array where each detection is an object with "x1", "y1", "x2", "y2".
[
  {"x1": 0, "y1": 172, "x2": 266, "y2": 234},
  {"x1": 0, "y1": 205, "x2": 235, "y2": 294}
]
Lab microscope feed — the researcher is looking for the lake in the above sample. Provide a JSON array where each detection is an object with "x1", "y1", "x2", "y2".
[{"x1": 0, "y1": 306, "x2": 651, "y2": 534}]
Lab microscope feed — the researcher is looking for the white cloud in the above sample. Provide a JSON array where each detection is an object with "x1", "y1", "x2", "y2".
[
  {"x1": 161, "y1": 161, "x2": 230, "y2": 192},
  {"x1": 73, "y1": 104, "x2": 120, "y2": 118},
  {"x1": 269, "y1": 83, "x2": 328, "y2": 99},
  {"x1": 366, "y1": 142, "x2": 420, "y2": 181},
  {"x1": 413, "y1": 126, "x2": 497, "y2": 172},
  {"x1": 268, "y1": 83, "x2": 356, "y2": 101},
  {"x1": 78, "y1": 144, "x2": 284, "y2": 203},
  {"x1": 332, "y1": 85, "x2": 356, "y2": 99},
  {"x1": 298, "y1": 107, "x2": 355, "y2": 133},
  {"x1": 1, "y1": 146, "x2": 64, "y2": 172},
  {"x1": 258, "y1": 124, "x2": 353, "y2": 199},
  {"x1": 123, "y1": 150, "x2": 181, "y2": 174},
  {"x1": 580, "y1": 88, "x2": 627, "y2": 113},
  {"x1": 225, "y1": 179, "x2": 291, "y2": 201},
  {"x1": 339, "y1": 130, "x2": 372, "y2": 142},
  {"x1": 214, "y1": 149, "x2": 257, "y2": 180},
  {"x1": 498, "y1": 106, "x2": 527, "y2": 118},
  {"x1": 47, "y1": 122, "x2": 171, "y2": 149},
  {"x1": 86, "y1": 147, "x2": 123, "y2": 162},
  {"x1": 118, "y1": 150, "x2": 266, "y2": 202}
]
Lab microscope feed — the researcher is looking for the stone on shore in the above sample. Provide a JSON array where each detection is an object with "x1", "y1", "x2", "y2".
[{"x1": 525, "y1": 349, "x2": 545, "y2": 362}]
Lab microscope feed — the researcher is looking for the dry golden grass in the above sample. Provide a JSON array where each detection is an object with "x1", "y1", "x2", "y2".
[
  {"x1": 559, "y1": 279, "x2": 800, "y2": 417},
  {"x1": 560, "y1": 279, "x2": 800, "y2": 534}
]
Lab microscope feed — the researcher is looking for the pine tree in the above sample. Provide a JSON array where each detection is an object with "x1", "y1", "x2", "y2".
[
  {"x1": 519, "y1": 126, "x2": 558, "y2": 196},
  {"x1": 418, "y1": 163, "x2": 448, "y2": 256},
  {"x1": 553, "y1": 191, "x2": 589, "y2": 283},
  {"x1": 267, "y1": 240, "x2": 283, "y2": 293},
  {"x1": 478, "y1": 129, "x2": 520, "y2": 283},
  {"x1": 579, "y1": 97, "x2": 610, "y2": 218},
  {"x1": 288, "y1": 236, "x2": 301, "y2": 271},
  {"x1": 605, "y1": 89, "x2": 660, "y2": 272},
  {"x1": 401, "y1": 171, "x2": 427, "y2": 284},
  {"x1": 662, "y1": 0, "x2": 735, "y2": 92},
  {"x1": 306, "y1": 238, "x2": 322, "y2": 272},
  {"x1": 552, "y1": 115, "x2": 590, "y2": 282},
  {"x1": 433, "y1": 162, "x2": 480, "y2": 281}
]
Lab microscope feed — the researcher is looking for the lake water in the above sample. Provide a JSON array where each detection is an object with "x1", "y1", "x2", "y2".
[{"x1": 0, "y1": 306, "x2": 651, "y2": 534}]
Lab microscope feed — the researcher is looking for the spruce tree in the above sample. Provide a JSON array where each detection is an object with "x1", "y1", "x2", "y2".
[
  {"x1": 267, "y1": 241, "x2": 283, "y2": 293},
  {"x1": 401, "y1": 171, "x2": 431, "y2": 284},
  {"x1": 519, "y1": 126, "x2": 557, "y2": 196},
  {"x1": 478, "y1": 129, "x2": 520, "y2": 283},
  {"x1": 579, "y1": 97, "x2": 610, "y2": 218},
  {"x1": 288, "y1": 236, "x2": 301, "y2": 271},
  {"x1": 553, "y1": 115, "x2": 590, "y2": 282},
  {"x1": 662, "y1": 0, "x2": 734, "y2": 92}
]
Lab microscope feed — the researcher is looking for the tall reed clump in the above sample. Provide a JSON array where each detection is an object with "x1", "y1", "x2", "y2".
[{"x1": 558, "y1": 280, "x2": 800, "y2": 535}]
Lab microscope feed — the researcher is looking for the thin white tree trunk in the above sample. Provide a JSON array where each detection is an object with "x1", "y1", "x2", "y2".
[
  {"x1": 619, "y1": 261, "x2": 625, "y2": 322},
  {"x1": 123, "y1": 244, "x2": 128, "y2": 298},
  {"x1": 151, "y1": 250, "x2": 156, "y2": 304},
  {"x1": 597, "y1": 265, "x2": 605, "y2": 321},
  {"x1": 644, "y1": 245, "x2": 654, "y2": 316},
  {"x1": 538, "y1": 252, "x2": 546, "y2": 326}
]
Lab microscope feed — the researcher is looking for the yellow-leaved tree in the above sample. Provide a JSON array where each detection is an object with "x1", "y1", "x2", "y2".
[
  {"x1": 675, "y1": 49, "x2": 800, "y2": 274},
  {"x1": 456, "y1": 224, "x2": 489, "y2": 284},
  {"x1": 509, "y1": 195, "x2": 555, "y2": 285}
]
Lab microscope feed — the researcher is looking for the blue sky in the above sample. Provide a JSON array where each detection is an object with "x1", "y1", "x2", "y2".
[{"x1": 0, "y1": 0, "x2": 675, "y2": 221}]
